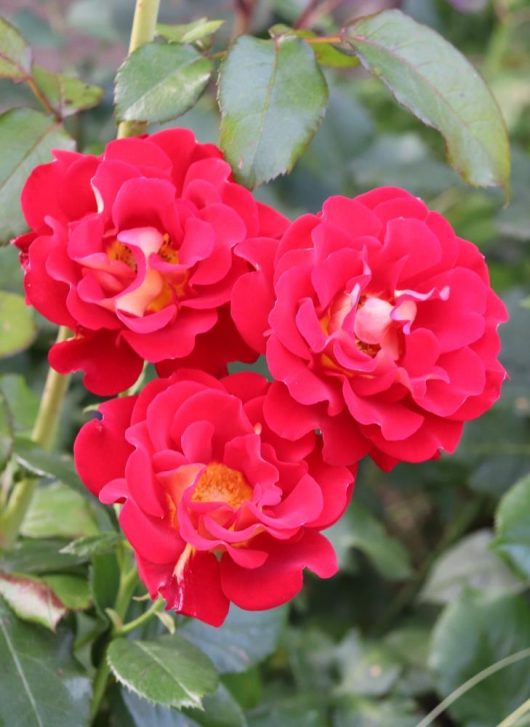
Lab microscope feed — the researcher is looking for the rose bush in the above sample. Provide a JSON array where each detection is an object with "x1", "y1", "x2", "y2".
[
  {"x1": 14, "y1": 129, "x2": 286, "y2": 395},
  {"x1": 74, "y1": 369, "x2": 354, "y2": 626},
  {"x1": 233, "y1": 187, "x2": 508, "y2": 470}
]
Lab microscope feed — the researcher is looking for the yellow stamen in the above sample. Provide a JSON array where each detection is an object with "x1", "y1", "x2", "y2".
[{"x1": 192, "y1": 463, "x2": 252, "y2": 509}]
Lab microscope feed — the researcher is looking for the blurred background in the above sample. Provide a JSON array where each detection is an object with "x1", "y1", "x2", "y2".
[{"x1": 1, "y1": 1, "x2": 530, "y2": 725}]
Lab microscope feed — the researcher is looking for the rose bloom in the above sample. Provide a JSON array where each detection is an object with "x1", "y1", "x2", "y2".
[
  {"x1": 74, "y1": 370, "x2": 353, "y2": 626},
  {"x1": 14, "y1": 129, "x2": 286, "y2": 395},
  {"x1": 233, "y1": 187, "x2": 508, "y2": 470}
]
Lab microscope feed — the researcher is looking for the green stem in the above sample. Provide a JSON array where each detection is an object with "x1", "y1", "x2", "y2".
[
  {"x1": 483, "y1": 8, "x2": 512, "y2": 79},
  {"x1": 498, "y1": 697, "x2": 530, "y2": 727},
  {"x1": 116, "y1": 597, "x2": 165, "y2": 637},
  {"x1": 90, "y1": 563, "x2": 139, "y2": 722},
  {"x1": 117, "y1": 0, "x2": 161, "y2": 139},
  {"x1": 417, "y1": 647, "x2": 530, "y2": 727},
  {"x1": 0, "y1": 326, "x2": 71, "y2": 549},
  {"x1": 31, "y1": 326, "x2": 71, "y2": 450}
]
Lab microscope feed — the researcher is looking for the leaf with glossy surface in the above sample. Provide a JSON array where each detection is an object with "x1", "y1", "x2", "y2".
[
  {"x1": 345, "y1": 9, "x2": 510, "y2": 190},
  {"x1": 107, "y1": 634, "x2": 218, "y2": 709},
  {"x1": 180, "y1": 605, "x2": 287, "y2": 673},
  {"x1": 429, "y1": 592, "x2": 530, "y2": 726},
  {"x1": 0, "y1": 292, "x2": 36, "y2": 357},
  {"x1": 32, "y1": 64, "x2": 104, "y2": 118},
  {"x1": 0, "y1": 17, "x2": 31, "y2": 79},
  {"x1": 0, "y1": 571, "x2": 66, "y2": 631},
  {"x1": 0, "y1": 598, "x2": 91, "y2": 727},
  {"x1": 115, "y1": 42, "x2": 213, "y2": 124},
  {"x1": 493, "y1": 474, "x2": 530, "y2": 579},
  {"x1": 0, "y1": 108, "x2": 74, "y2": 242},
  {"x1": 421, "y1": 529, "x2": 520, "y2": 604},
  {"x1": 157, "y1": 18, "x2": 224, "y2": 45},
  {"x1": 21, "y1": 482, "x2": 98, "y2": 539},
  {"x1": 218, "y1": 35, "x2": 328, "y2": 187}
]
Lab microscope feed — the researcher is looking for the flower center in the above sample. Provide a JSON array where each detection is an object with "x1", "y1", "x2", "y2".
[
  {"x1": 353, "y1": 296, "x2": 393, "y2": 355},
  {"x1": 192, "y1": 463, "x2": 252, "y2": 509},
  {"x1": 107, "y1": 240, "x2": 136, "y2": 270},
  {"x1": 103, "y1": 227, "x2": 190, "y2": 317}
]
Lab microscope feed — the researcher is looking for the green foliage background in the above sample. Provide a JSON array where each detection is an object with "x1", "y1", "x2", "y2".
[{"x1": 1, "y1": 1, "x2": 530, "y2": 725}]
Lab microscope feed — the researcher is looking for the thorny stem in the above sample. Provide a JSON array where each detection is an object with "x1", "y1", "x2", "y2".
[{"x1": 117, "y1": 0, "x2": 161, "y2": 139}]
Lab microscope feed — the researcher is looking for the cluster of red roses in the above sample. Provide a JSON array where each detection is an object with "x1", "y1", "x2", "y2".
[{"x1": 15, "y1": 129, "x2": 507, "y2": 626}]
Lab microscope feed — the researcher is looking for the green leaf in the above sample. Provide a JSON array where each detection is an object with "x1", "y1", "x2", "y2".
[
  {"x1": 0, "y1": 538, "x2": 87, "y2": 574},
  {"x1": 61, "y1": 533, "x2": 122, "y2": 558},
  {"x1": 115, "y1": 41, "x2": 213, "y2": 124},
  {"x1": 186, "y1": 684, "x2": 247, "y2": 727},
  {"x1": 107, "y1": 634, "x2": 218, "y2": 709},
  {"x1": 0, "y1": 571, "x2": 66, "y2": 630},
  {"x1": 157, "y1": 18, "x2": 224, "y2": 45},
  {"x1": 0, "y1": 598, "x2": 91, "y2": 726},
  {"x1": 0, "y1": 292, "x2": 36, "y2": 358},
  {"x1": 0, "y1": 17, "x2": 31, "y2": 80},
  {"x1": 13, "y1": 436, "x2": 88, "y2": 497},
  {"x1": 118, "y1": 687, "x2": 201, "y2": 726},
  {"x1": 31, "y1": 64, "x2": 104, "y2": 118},
  {"x1": 0, "y1": 374, "x2": 39, "y2": 433},
  {"x1": 429, "y1": 592, "x2": 530, "y2": 726},
  {"x1": 420, "y1": 529, "x2": 520, "y2": 604},
  {"x1": 247, "y1": 696, "x2": 325, "y2": 727},
  {"x1": 353, "y1": 133, "x2": 459, "y2": 196},
  {"x1": 41, "y1": 574, "x2": 91, "y2": 611},
  {"x1": 218, "y1": 35, "x2": 328, "y2": 187},
  {"x1": 21, "y1": 482, "x2": 98, "y2": 539},
  {"x1": 180, "y1": 605, "x2": 287, "y2": 673},
  {"x1": 493, "y1": 474, "x2": 530, "y2": 579},
  {"x1": 269, "y1": 25, "x2": 359, "y2": 68},
  {"x1": 335, "y1": 630, "x2": 401, "y2": 698},
  {"x1": 333, "y1": 696, "x2": 422, "y2": 727},
  {"x1": 345, "y1": 9, "x2": 510, "y2": 191},
  {"x1": 326, "y1": 501, "x2": 412, "y2": 581},
  {"x1": 0, "y1": 391, "x2": 13, "y2": 470},
  {"x1": 0, "y1": 108, "x2": 74, "y2": 242},
  {"x1": 89, "y1": 552, "x2": 120, "y2": 617}
]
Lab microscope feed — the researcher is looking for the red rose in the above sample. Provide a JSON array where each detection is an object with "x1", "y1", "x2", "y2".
[
  {"x1": 74, "y1": 370, "x2": 353, "y2": 626},
  {"x1": 14, "y1": 129, "x2": 287, "y2": 395},
  {"x1": 234, "y1": 187, "x2": 508, "y2": 470}
]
